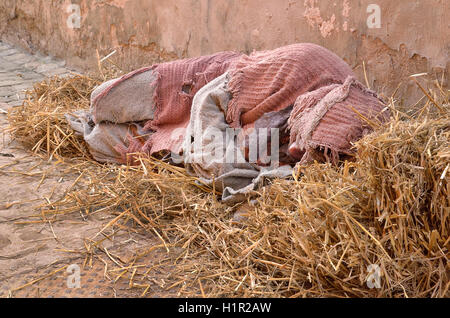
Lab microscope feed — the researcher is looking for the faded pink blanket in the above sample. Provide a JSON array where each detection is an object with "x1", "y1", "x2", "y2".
[
  {"x1": 226, "y1": 43, "x2": 388, "y2": 163},
  {"x1": 87, "y1": 43, "x2": 389, "y2": 164}
]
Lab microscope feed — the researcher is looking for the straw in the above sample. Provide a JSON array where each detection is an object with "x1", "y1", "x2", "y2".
[{"x1": 6, "y1": 65, "x2": 449, "y2": 297}]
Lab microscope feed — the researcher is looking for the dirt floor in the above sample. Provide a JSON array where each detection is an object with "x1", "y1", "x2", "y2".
[{"x1": 0, "y1": 41, "x2": 180, "y2": 298}]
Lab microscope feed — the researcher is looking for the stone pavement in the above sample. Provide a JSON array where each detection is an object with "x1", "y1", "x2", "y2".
[
  {"x1": 0, "y1": 41, "x2": 174, "y2": 298},
  {"x1": 0, "y1": 41, "x2": 73, "y2": 107}
]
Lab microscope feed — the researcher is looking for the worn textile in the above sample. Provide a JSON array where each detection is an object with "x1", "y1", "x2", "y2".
[
  {"x1": 67, "y1": 68, "x2": 158, "y2": 163},
  {"x1": 103, "y1": 51, "x2": 244, "y2": 159},
  {"x1": 182, "y1": 72, "x2": 293, "y2": 203},
  {"x1": 288, "y1": 76, "x2": 388, "y2": 163},
  {"x1": 67, "y1": 43, "x2": 390, "y2": 202},
  {"x1": 91, "y1": 68, "x2": 157, "y2": 124},
  {"x1": 225, "y1": 43, "x2": 388, "y2": 162},
  {"x1": 66, "y1": 110, "x2": 148, "y2": 163},
  {"x1": 226, "y1": 43, "x2": 355, "y2": 128}
]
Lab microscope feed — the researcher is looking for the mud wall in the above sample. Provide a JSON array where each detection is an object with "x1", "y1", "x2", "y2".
[{"x1": 0, "y1": 0, "x2": 448, "y2": 105}]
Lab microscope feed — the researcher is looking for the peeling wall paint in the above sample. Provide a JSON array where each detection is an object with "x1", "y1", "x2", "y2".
[
  {"x1": 0, "y1": 0, "x2": 448, "y2": 105},
  {"x1": 303, "y1": 0, "x2": 339, "y2": 38}
]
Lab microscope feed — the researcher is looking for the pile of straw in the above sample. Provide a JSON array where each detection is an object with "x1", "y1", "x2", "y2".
[
  {"x1": 6, "y1": 71, "x2": 449, "y2": 297},
  {"x1": 6, "y1": 65, "x2": 124, "y2": 160}
]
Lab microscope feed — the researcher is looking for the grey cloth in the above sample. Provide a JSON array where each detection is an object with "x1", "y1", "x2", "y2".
[
  {"x1": 66, "y1": 110, "x2": 148, "y2": 163},
  {"x1": 66, "y1": 68, "x2": 157, "y2": 163},
  {"x1": 182, "y1": 72, "x2": 293, "y2": 204},
  {"x1": 91, "y1": 69, "x2": 157, "y2": 124}
]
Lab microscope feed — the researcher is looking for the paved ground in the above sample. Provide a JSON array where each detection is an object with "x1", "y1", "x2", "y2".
[
  {"x1": 0, "y1": 41, "x2": 174, "y2": 298},
  {"x1": 0, "y1": 42, "x2": 71, "y2": 106}
]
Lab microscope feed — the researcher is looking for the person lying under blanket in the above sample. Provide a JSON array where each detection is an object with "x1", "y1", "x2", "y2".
[{"x1": 66, "y1": 43, "x2": 389, "y2": 203}]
